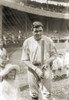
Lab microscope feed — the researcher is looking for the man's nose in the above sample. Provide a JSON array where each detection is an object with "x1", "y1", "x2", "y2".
[{"x1": 35, "y1": 32, "x2": 40, "y2": 35}]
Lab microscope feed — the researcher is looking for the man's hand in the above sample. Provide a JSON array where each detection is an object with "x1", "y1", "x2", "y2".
[
  {"x1": 35, "y1": 68, "x2": 44, "y2": 79},
  {"x1": 42, "y1": 63, "x2": 50, "y2": 70}
]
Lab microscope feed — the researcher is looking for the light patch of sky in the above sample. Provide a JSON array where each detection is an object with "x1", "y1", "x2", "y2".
[{"x1": 31, "y1": 0, "x2": 47, "y2": 3}]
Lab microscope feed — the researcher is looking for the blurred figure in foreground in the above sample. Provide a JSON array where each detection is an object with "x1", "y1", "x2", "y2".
[{"x1": 0, "y1": 64, "x2": 22, "y2": 100}]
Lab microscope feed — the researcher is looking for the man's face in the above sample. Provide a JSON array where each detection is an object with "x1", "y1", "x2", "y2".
[{"x1": 32, "y1": 26, "x2": 43, "y2": 41}]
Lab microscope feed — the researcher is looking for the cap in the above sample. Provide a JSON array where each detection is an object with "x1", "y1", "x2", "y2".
[
  {"x1": 0, "y1": 64, "x2": 20, "y2": 77},
  {"x1": 32, "y1": 21, "x2": 43, "y2": 28}
]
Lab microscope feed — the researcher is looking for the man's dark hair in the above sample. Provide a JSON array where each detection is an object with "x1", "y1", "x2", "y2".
[{"x1": 31, "y1": 21, "x2": 43, "y2": 31}]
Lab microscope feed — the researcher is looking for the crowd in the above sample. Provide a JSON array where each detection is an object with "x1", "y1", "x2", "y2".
[
  {"x1": 25, "y1": 1, "x2": 66, "y2": 13},
  {"x1": 8, "y1": 0, "x2": 66, "y2": 13},
  {"x1": 5, "y1": 0, "x2": 67, "y2": 13},
  {"x1": 3, "y1": 31, "x2": 25, "y2": 46}
]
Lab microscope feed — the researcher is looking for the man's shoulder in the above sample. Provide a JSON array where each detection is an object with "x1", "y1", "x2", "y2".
[
  {"x1": 42, "y1": 35, "x2": 53, "y2": 42},
  {"x1": 24, "y1": 36, "x2": 34, "y2": 42}
]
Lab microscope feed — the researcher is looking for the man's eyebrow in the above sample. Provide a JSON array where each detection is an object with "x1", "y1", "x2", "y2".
[
  {"x1": 34, "y1": 30, "x2": 42, "y2": 32},
  {"x1": 33, "y1": 25, "x2": 42, "y2": 28}
]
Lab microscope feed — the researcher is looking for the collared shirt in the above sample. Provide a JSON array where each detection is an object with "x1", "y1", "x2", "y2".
[{"x1": 21, "y1": 35, "x2": 56, "y2": 64}]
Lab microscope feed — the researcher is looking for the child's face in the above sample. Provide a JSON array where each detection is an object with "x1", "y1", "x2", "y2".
[
  {"x1": 7, "y1": 69, "x2": 16, "y2": 80},
  {"x1": 0, "y1": 58, "x2": 8, "y2": 68},
  {"x1": 58, "y1": 54, "x2": 63, "y2": 58},
  {"x1": 66, "y1": 47, "x2": 69, "y2": 52}
]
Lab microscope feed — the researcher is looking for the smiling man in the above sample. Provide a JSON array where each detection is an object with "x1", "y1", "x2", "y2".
[{"x1": 21, "y1": 21, "x2": 57, "y2": 100}]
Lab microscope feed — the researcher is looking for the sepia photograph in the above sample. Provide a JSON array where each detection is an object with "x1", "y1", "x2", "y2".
[{"x1": 0, "y1": 0, "x2": 69, "y2": 100}]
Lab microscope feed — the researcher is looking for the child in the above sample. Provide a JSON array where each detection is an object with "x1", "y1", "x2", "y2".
[
  {"x1": 52, "y1": 53, "x2": 63, "y2": 79},
  {"x1": 0, "y1": 39, "x2": 9, "y2": 70},
  {"x1": 64, "y1": 47, "x2": 69, "y2": 77},
  {"x1": 0, "y1": 63, "x2": 22, "y2": 100}
]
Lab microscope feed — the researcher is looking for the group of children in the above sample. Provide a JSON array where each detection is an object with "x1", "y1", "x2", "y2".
[
  {"x1": 0, "y1": 40, "x2": 22, "y2": 100},
  {"x1": 52, "y1": 46, "x2": 69, "y2": 79}
]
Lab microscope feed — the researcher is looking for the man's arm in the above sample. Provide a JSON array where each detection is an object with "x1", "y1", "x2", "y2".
[
  {"x1": 22, "y1": 60, "x2": 37, "y2": 71},
  {"x1": 48, "y1": 39, "x2": 57, "y2": 63},
  {"x1": 44, "y1": 39, "x2": 57, "y2": 67},
  {"x1": 22, "y1": 60, "x2": 44, "y2": 79}
]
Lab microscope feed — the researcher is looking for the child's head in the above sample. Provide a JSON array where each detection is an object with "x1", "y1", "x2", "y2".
[
  {"x1": 0, "y1": 53, "x2": 9, "y2": 68},
  {"x1": 58, "y1": 53, "x2": 63, "y2": 58},
  {"x1": 0, "y1": 64, "x2": 20, "y2": 80},
  {"x1": 0, "y1": 58, "x2": 8, "y2": 68},
  {"x1": 57, "y1": 51, "x2": 63, "y2": 58},
  {"x1": 66, "y1": 47, "x2": 69, "y2": 52}
]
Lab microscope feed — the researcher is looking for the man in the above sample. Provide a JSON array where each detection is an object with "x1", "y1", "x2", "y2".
[{"x1": 21, "y1": 21, "x2": 57, "y2": 100}]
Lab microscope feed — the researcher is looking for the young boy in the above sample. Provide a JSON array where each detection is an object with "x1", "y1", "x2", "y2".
[
  {"x1": 0, "y1": 40, "x2": 9, "y2": 82},
  {"x1": 0, "y1": 39, "x2": 9, "y2": 70},
  {"x1": 52, "y1": 52, "x2": 64, "y2": 79},
  {"x1": 0, "y1": 63, "x2": 22, "y2": 100},
  {"x1": 64, "y1": 47, "x2": 69, "y2": 77}
]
